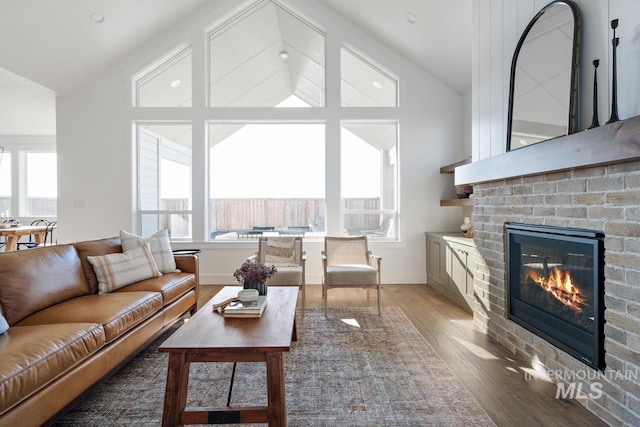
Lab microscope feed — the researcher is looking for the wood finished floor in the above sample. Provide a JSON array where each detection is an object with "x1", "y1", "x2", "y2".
[{"x1": 198, "y1": 284, "x2": 607, "y2": 427}]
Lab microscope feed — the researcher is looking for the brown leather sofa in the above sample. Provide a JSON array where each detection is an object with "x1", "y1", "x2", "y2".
[{"x1": 0, "y1": 237, "x2": 199, "y2": 426}]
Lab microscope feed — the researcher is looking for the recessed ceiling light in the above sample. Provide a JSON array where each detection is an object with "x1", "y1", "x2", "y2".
[
  {"x1": 372, "y1": 81, "x2": 383, "y2": 89},
  {"x1": 279, "y1": 50, "x2": 289, "y2": 59},
  {"x1": 405, "y1": 12, "x2": 417, "y2": 24},
  {"x1": 170, "y1": 80, "x2": 181, "y2": 88},
  {"x1": 90, "y1": 12, "x2": 105, "y2": 24}
]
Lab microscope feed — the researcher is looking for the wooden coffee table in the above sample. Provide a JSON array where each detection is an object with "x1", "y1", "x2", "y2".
[{"x1": 159, "y1": 286, "x2": 298, "y2": 427}]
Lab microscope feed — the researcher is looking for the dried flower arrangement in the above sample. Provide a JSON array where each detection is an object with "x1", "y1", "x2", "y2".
[{"x1": 233, "y1": 260, "x2": 277, "y2": 285}]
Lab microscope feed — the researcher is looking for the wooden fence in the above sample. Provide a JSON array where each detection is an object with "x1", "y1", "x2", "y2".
[{"x1": 162, "y1": 198, "x2": 381, "y2": 232}]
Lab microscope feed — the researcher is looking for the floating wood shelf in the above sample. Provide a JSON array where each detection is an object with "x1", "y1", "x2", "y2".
[
  {"x1": 440, "y1": 157, "x2": 472, "y2": 174},
  {"x1": 440, "y1": 199, "x2": 473, "y2": 207},
  {"x1": 440, "y1": 158, "x2": 473, "y2": 207}
]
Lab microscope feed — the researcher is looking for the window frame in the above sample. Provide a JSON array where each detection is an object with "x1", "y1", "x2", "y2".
[
  {"x1": 135, "y1": 123, "x2": 193, "y2": 241},
  {"x1": 129, "y1": 2, "x2": 404, "y2": 244},
  {"x1": 0, "y1": 140, "x2": 57, "y2": 219}
]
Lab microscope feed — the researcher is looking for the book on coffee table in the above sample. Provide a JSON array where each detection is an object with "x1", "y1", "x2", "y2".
[{"x1": 223, "y1": 296, "x2": 267, "y2": 318}]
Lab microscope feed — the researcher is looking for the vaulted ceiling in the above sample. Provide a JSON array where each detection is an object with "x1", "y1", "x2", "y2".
[{"x1": 0, "y1": 0, "x2": 472, "y2": 136}]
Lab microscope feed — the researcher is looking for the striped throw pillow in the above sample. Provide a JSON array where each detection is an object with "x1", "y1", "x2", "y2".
[
  {"x1": 88, "y1": 243, "x2": 162, "y2": 293},
  {"x1": 265, "y1": 237, "x2": 296, "y2": 266},
  {"x1": 120, "y1": 229, "x2": 177, "y2": 273}
]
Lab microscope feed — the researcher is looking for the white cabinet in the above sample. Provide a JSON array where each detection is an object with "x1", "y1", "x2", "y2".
[{"x1": 426, "y1": 232, "x2": 477, "y2": 313}]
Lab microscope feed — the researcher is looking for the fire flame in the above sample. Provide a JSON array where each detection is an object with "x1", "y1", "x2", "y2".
[{"x1": 525, "y1": 267, "x2": 587, "y2": 313}]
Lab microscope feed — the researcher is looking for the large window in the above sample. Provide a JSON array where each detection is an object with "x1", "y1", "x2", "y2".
[
  {"x1": 26, "y1": 152, "x2": 57, "y2": 216},
  {"x1": 137, "y1": 124, "x2": 192, "y2": 239},
  {"x1": 341, "y1": 123, "x2": 397, "y2": 238},
  {"x1": 132, "y1": 0, "x2": 401, "y2": 242},
  {"x1": 0, "y1": 145, "x2": 57, "y2": 218},
  {"x1": 208, "y1": 121, "x2": 325, "y2": 239},
  {"x1": 0, "y1": 149, "x2": 10, "y2": 216}
]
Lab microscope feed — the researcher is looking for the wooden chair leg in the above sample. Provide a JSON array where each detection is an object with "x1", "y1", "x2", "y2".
[
  {"x1": 377, "y1": 285, "x2": 382, "y2": 316},
  {"x1": 323, "y1": 285, "x2": 328, "y2": 318}
]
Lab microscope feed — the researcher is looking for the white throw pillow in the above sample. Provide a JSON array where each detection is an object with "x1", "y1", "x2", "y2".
[
  {"x1": 0, "y1": 310, "x2": 8, "y2": 334},
  {"x1": 88, "y1": 243, "x2": 162, "y2": 293},
  {"x1": 120, "y1": 229, "x2": 177, "y2": 273}
]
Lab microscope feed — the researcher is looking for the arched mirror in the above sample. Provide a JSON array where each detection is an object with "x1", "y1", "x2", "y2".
[{"x1": 506, "y1": 0, "x2": 581, "y2": 151}]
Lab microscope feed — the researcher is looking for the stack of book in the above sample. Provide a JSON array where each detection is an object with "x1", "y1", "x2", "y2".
[{"x1": 223, "y1": 296, "x2": 267, "y2": 318}]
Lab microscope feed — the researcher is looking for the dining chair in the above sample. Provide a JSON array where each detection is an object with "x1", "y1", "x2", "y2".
[
  {"x1": 17, "y1": 219, "x2": 51, "y2": 250},
  {"x1": 321, "y1": 236, "x2": 382, "y2": 317}
]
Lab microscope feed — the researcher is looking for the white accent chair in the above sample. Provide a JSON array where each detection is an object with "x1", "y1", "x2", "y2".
[
  {"x1": 321, "y1": 236, "x2": 382, "y2": 317},
  {"x1": 248, "y1": 236, "x2": 306, "y2": 310}
]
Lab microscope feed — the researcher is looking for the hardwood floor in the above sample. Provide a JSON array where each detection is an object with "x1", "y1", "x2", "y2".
[{"x1": 198, "y1": 284, "x2": 607, "y2": 427}]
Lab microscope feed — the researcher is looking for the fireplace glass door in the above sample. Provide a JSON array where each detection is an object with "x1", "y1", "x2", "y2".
[{"x1": 505, "y1": 223, "x2": 605, "y2": 369}]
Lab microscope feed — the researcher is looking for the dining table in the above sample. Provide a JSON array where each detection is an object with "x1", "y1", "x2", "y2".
[{"x1": 0, "y1": 225, "x2": 56, "y2": 251}]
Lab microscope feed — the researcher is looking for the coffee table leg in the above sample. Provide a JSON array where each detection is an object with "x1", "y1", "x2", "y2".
[
  {"x1": 265, "y1": 352, "x2": 285, "y2": 426},
  {"x1": 162, "y1": 352, "x2": 190, "y2": 427}
]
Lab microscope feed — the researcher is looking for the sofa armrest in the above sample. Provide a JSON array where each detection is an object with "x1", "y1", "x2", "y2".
[
  {"x1": 174, "y1": 254, "x2": 199, "y2": 312},
  {"x1": 174, "y1": 254, "x2": 198, "y2": 275}
]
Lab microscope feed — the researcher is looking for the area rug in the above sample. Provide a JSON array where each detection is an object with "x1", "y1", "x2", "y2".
[{"x1": 52, "y1": 307, "x2": 496, "y2": 426}]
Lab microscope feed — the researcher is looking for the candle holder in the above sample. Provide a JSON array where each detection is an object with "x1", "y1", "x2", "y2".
[
  {"x1": 588, "y1": 59, "x2": 600, "y2": 129},
  {"x1": 606, "y1": 19, "x2": 620, "y2": 125}
]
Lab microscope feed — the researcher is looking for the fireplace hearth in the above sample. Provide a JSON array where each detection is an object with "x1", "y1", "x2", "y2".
[{"x1": 505, "y1": 223, "x2": 605, "y2": 370}]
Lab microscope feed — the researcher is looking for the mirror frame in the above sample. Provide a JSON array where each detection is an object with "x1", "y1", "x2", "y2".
[{"x1": 506, "y1": 0, "x2": 581, "y2": 152}]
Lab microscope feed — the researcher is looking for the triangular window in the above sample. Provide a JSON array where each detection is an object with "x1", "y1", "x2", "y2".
[
  {"x1": 341, "y1": 47, "x2": 397, "y2": 107},
  {"x1": 133, "y1": 46, "x2": 192, "y2": 107},
  {"x1": 208, "y1": 0, "x2": 325, "y2": 107}
]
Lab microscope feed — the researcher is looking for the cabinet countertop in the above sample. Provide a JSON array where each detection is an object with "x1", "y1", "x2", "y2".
[{"x1": 425, "y1": 231, "x2": 476, "y2": 246}]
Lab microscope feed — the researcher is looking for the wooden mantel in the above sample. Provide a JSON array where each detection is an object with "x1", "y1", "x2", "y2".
[{"x1": 456, "y1": 115, "x2": 640, "y2": 185}]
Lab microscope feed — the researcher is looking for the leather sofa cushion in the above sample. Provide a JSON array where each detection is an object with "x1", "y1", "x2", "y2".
[
  {"x1": 0, "y1": 244, "x2": 90, "y2": 326},
  {"x1": 16, "y1": 292, "x2": 163, "y2": 343},
  {"x1": 0, "y1": 323, "x2": 105, "y2": 415},
  {"x1": 114, "y1": 272, "x2": 196, "y2": 306},
  {"x1": 74, "y1": 237, "x2": 123, "y2": 294}
]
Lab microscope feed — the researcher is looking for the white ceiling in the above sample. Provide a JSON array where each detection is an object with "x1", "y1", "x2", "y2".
[{"x1": 0, "y1": 0, "x2": 472, "y2": 136}]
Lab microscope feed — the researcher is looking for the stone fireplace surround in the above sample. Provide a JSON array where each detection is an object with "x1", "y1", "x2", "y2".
[{"x1": 456, "y1": 116, "x2": 640, "y2": 426}]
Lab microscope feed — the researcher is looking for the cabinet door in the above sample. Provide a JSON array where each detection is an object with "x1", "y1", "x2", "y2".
[
  {"x1": 448, "y1": 241, "x2": 475, "y2": 306},
  {"x1": 426, "y1": 235, "x2": 445, "y2": 285}
]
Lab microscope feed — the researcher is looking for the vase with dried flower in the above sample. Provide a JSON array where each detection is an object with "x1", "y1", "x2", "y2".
[{"x1": 233, "y1": 260, "x2": 277, "y2": 295}]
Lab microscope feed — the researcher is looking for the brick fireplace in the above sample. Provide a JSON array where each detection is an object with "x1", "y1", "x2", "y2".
[{"x1": 456, "y1": 117, "x2": 640, "y2": 425}]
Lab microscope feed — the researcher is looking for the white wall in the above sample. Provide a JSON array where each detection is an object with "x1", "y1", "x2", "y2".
[
  {"x1": 56, "y1": 0, "x2": 465, "y2": 285},
  {"x1": 472, "y1": 0, "x2": 640, "y2": 161}
]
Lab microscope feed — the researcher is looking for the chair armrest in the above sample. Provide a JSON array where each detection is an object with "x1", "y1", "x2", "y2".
[
  {"x1": 247, "y1": 253, "x2": 258, "y2": 262},
  {"x1": 367, "y1": 251, "x2": 382, "y2": 269}
]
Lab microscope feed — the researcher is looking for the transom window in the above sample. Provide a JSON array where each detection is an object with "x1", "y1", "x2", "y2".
[{"x1": 208, "y1": 0, "x2": 325, "y2": 108}]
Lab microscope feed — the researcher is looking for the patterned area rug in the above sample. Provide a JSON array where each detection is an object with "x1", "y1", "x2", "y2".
[{"x1": 53, "y1": 307, "x2": 495, "y2": 426}]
